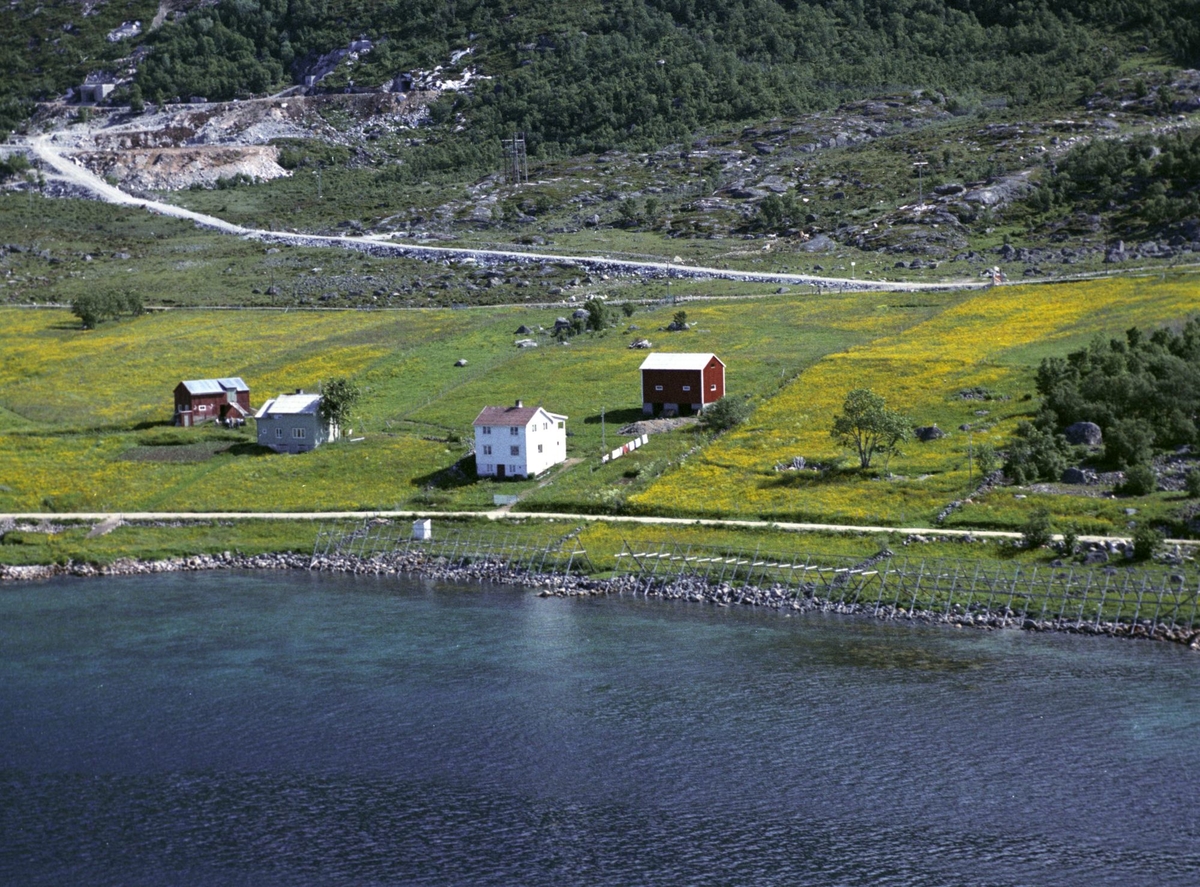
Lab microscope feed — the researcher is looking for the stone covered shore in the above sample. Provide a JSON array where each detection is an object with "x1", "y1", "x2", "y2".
[{"x1": 3, "y1": 550, "x2": 1197, "y2": 649}]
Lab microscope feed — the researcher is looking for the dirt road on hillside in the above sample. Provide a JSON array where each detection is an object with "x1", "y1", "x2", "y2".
[{"x1": 20, "y1": 135, "x2": 984, "y2": 293}]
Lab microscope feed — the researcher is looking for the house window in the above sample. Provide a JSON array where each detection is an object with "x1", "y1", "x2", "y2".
[
  {"x1": 682, "y1": 385, "x2": 691, "y2": 392},
  {"x1": 655, "y1": 385, "x2": 663, "y2": 392},
  {"x1": 537, "y1": 444, "x2": 543, "y2": 453},
  {"x1": 293, "y1": 427, "x2": 306, "y2": 439},
  {"x1": 482, "y1": 426, "x2": 491, "y2": 434},
  {"x1": 275, "y1": 428, "x2": 283, "y2": 439},
  {"x1": 510, "y1": 426, "x2": 519, "y2": 436},
  {"x1": 511, "y1": 465, "x2": 519, "y2": 475},
  {"x1": 510, "y1": 445, "x2": 520, "y2": 456},
  {"x1": 483, "y1": 445, "x2": 492, "y2": 455}
]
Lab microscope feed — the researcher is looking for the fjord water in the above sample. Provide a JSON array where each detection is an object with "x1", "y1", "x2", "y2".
[{"x1": 1, "y1": 572, "x2": 1197, "y2": 886}]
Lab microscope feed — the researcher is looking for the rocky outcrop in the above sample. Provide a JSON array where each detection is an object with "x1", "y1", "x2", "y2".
[{"x1": 4, "y1": 547, "x2": 1196, "y2": 647}]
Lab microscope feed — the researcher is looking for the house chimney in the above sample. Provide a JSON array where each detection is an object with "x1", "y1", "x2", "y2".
[
  {"x1": 515, "y1": 399, "x2": 523, "y2": 408},
  {"x1": 295, "y1": 388, "x2": 303, "y2": 395}
]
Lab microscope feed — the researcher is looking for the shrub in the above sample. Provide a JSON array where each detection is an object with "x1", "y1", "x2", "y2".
[
  {"x1": 1021, "y1": 506, "x2": 1053, "y2": 549},
  {"x1": 1131, "y1": 524, "x2": 1162, "y2": 561},
  {"x1": 1060, "y1": 524, "x2": 1079, "y2": 557},
  {"x1": 1118, "y1": 463, "x2": 1156, "y2": 496},
  {"x1": 1003, "y1": 422, "x2": 1069, "y2": 484},
  {"x1": 1104, "y1": 419, "x2": 1154, "y2": 469},
  {"x1": 701, "y1": 396, "x2": 753, "y2": 433},
  {"x1": 1185, "y1": 468, "x2": 1200, "y2": 498},
  {"x1": 974, "y1": 442, "x2": 999, "y2": 477}
]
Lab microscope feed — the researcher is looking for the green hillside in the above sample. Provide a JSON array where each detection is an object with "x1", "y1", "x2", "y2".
[{"x1": 1, "y1": 274, "x2": 1198, "y2": 542}]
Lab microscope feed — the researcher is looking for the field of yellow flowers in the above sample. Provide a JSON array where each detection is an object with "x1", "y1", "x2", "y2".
[
  {"x1": 1, "y1": 272, "x2": 1196, "y2": 532},
  {"x1": 629, "y1": 274, "x2": 1200, "y2": 529}
]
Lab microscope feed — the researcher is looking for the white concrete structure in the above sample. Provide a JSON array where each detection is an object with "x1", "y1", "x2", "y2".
[
  {"x1": 473, "y1": 400, "x2": 567, "y2": 479},
  {"x1": 254, "y1": 392, "x2": 338, "y2": 454}
]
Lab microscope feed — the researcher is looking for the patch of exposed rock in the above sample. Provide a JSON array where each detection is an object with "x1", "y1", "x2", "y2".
[{"x1": 74, "y1": 145, "x2": 289, "y2": 191}]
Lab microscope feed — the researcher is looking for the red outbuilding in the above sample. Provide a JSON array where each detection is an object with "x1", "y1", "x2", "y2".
[
  {"x1": 639, "y1": 353, "x2": 725, "y2": 415},
  {"x1": 174, "y1": 377, "x2": 251, "y2": 427}
]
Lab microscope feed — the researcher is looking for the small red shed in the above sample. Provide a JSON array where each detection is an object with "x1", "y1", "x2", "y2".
[
  {"x1": 639, "y1": 353, "x2": 725, "y2": 415},
  {"x1": 174, "y1": 377, "x2": 251, "y2": 427}
]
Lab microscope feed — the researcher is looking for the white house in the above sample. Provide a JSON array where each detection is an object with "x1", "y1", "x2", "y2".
[
  {"x1": 254, "y1": 392, "x2": 339, "y2": 454},
  {"x1": 473, "y1": 400, "x2": 567, "y2": 479}
]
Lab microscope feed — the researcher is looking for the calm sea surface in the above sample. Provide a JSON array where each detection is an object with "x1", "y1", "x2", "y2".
[{"x1": 1, "y1": 571, "x2": 1198, "y2": 886}]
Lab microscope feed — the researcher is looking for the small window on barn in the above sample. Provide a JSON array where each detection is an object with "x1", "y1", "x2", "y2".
[
  {"x1": 682, "y1": 385, "x2": 691, "y2": 392},
  {"x1": 710, "y1": 384, "x2": 717, "y2": 391},
  {"x1": 510, "y1": 445, "x2": 520, "y2": 456},
  {"x1": 655, "y1": 385, "x2": 663, "y2": 392}
]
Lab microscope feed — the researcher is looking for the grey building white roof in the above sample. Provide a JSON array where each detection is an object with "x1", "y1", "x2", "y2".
[
  {"x1": 638, "y1": 353, "x2": 723, "y2": 371},
  {"x1": 254, "y1": 393, "x2": 322, "y2": 418},
  {"x1": 180, "y1": 377, "x2": 249, "y2": 395}
]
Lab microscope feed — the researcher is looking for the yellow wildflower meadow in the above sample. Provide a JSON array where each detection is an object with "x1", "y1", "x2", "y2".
[{"x1": 630, "y1": 276, "x2": 1200, "y2": 523}]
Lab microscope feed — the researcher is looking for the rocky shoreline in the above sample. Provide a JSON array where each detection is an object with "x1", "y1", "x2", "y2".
[{"x1": 3, "y1": 551, "x2": 1197, "y2": 649}]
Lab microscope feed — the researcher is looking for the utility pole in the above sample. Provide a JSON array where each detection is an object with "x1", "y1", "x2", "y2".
[
  {"x1": 601, "y1": 406, "x2": 606, "y2": 457},
  {"x1": 503, "y1": 132, "x2": 528, "y2": 186},
  {"x1": 913, "y1": 160, "x2": 928, "y2": 207}
]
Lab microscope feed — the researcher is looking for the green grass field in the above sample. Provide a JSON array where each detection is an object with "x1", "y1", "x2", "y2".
[{"x1": 2, "y1": 271, "x2": 1199, "y2": 550}]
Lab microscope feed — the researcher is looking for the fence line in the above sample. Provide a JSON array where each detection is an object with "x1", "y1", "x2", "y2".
[
  {"x1": 310, "y1": 521, "x2": 1198, "y2": 633},
  {"x1": 610, "y1": 538, "x2": 1199, "y2": 633}
]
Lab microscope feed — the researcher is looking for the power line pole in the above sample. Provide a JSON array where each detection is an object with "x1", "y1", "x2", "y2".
[
  {"x1": 913, "y1": 160, "x2": 928, "y2": 207},
  {"x1": 503, "y1": 132, "x2": 528, "y2": 186}
]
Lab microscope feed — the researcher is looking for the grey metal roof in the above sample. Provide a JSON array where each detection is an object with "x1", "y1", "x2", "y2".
[
  {"x1": 180, "y1": 377, "x2": 249, "y2": 395},
  {"x1": 254, "y1": 393, "x2": 322, "y2": 418}
]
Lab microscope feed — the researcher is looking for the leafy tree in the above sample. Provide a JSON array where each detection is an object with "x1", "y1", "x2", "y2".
[
  {"x1": 1003, "y1": 422, "x2": 1070, "y2": 484},
  {"x1": 1032, "y1": 319, "x2": 1200, "y2": 468},
  {"x1": 70, "y1": 289, "x2": 143, "y2": 329},
  {"x1": 701, "y1": 395, "x2": 753, "y2": 433},
  {"x1": 1021, "y1": 506, "x2": 1054, "y2": 550},
  {"x1": 1117, "y1": 463, "x2": 1156, "y2": 496},
  {"x1": 755, "y1": 192, "x2": 803, "y2": 232},
  {"x1": 0, "y1": 152, "x2": 29, "y2": 181},
  {"x1": 1131, "y1": 524, "x2": 1163, "y2": 561},
  {"x1": 1060, "y1": 524, "x2": 1080, "y2": 557},
  {"x1": 974, "y1": 442, "x2": 999, "y2": 477},
  {"x1": 584, "y1": 298, "x2": 611, "y2": 332},
  {"x1": 830, "y1": 388, "x2": 911, "y2": 471},
  {"x1": 319, "y1": 377, "x2": 361, "y2": 432},
  {"x1": 672, "y1": 309, "x2": 688, "y2": 327},
  {"x1": 1185, "y1": 469, "x2": 1200, "y2": 498}
]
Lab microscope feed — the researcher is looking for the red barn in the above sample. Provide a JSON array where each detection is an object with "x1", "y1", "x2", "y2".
[
  {"x1": 639, "y1": 353, "x2": 725, "y2": 415},
  {"x1": 174, "y1": 377, "x2": 251, "y2": 427}
]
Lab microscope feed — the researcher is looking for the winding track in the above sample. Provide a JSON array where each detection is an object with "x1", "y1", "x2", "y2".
[{"x1": 22, "y1": 135, "x2": 983, "y2": 293}]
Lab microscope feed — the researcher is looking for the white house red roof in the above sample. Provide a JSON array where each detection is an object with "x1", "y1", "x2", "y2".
[
  {"x1": 473, "y1": 404, "x2": 567, "y2": 427},
  {"x1": 638, "y1": 353, "x2": 724, "y2": 371}
]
